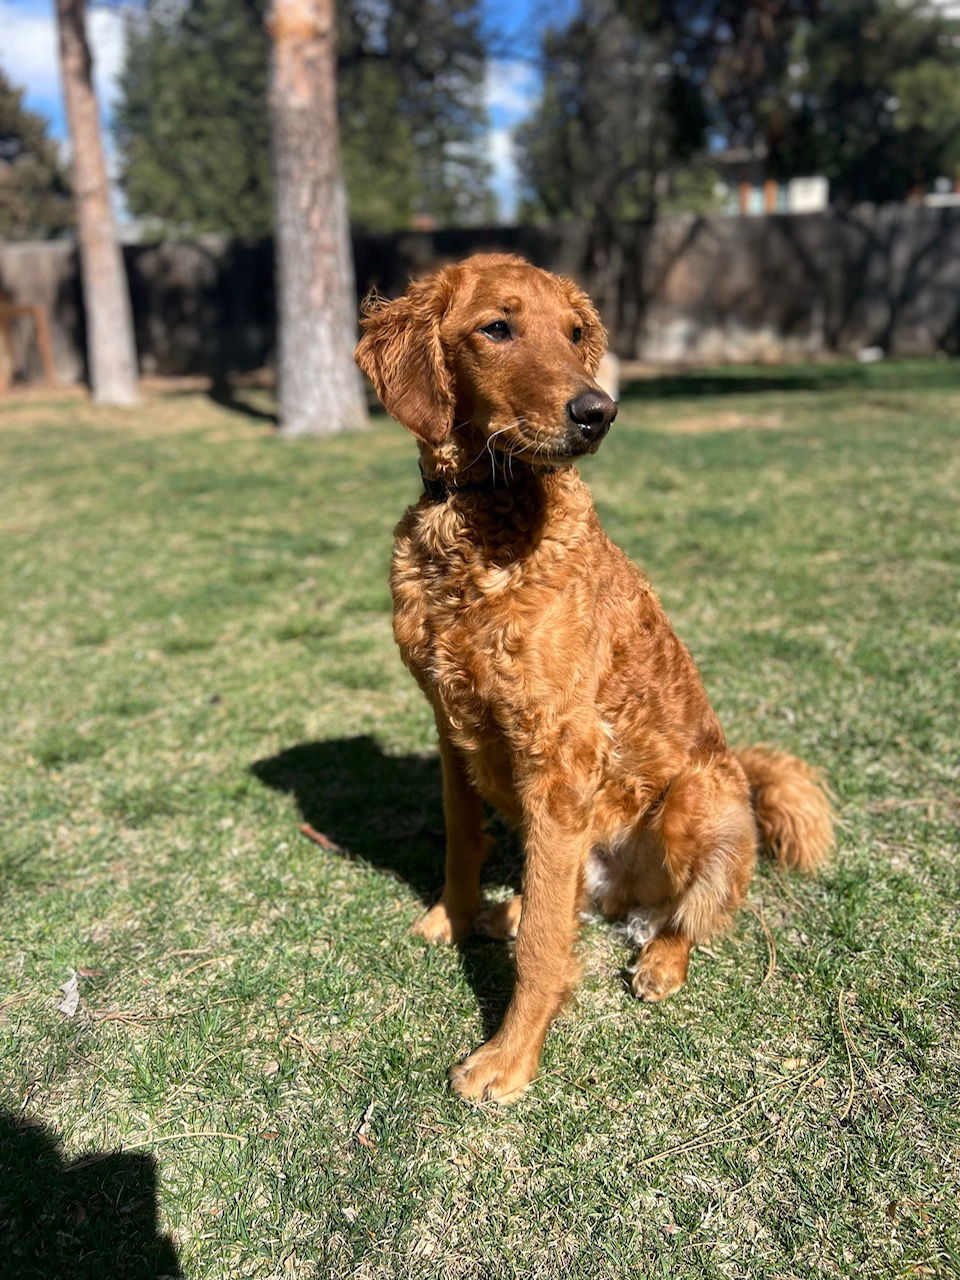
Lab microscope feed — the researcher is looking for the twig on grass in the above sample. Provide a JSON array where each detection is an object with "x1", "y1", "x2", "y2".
[
  {"x1": 844, "y1": 1020, "x2": 882, "y2": 1104},
  {"x1": 771, "y1": 1058, "x2": 827, "y2": 1151},
  {"x1": 354, "y1": 1101, "x2": 377, "y2": 1150},
  {"x1": 299, "y1": 822, "x2": 345, "y2": 854},
  {"x1": 771, "y1": 871, "x2": 808, "y2": 914},
  {"x1": 93, "y1": 1010, "x2": 167, "y2": 1024},
  {"x1": 136, "y1": 1130, "x2": 248, "y2": 1149}
]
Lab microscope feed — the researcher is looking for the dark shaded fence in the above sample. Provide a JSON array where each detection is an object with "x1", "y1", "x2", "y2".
[{"x1": 2, "y1": 205, "x2": 959, "y2": 384}]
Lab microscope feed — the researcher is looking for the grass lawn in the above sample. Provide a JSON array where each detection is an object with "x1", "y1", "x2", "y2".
[{"x1": 1, "y1": 360, "x2": 957, "y2": 1279}]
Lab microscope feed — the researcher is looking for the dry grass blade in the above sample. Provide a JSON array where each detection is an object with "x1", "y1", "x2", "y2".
[
  {"x1": 636, "y1": 1057, "x2": 829, "y2": 1168},
  {"x1": 748, "y1": 902, "x2": 778, "y2": 985},
  {"x1": 836, "y1": 988, "x2": 858, "y2": 1122}
]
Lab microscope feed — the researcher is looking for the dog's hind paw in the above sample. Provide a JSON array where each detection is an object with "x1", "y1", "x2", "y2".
[
  {"x1": 410, "y1": 901, "x2": 474, "y2": 946},
  {"x1": 630, "y1": 932, "x2": 690, "y2": 1002},
  {"x1": 476, "y1": 895, "x2": 522, "y2": 941}
]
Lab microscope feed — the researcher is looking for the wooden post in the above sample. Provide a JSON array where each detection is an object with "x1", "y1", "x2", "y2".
[
  {"x1": 31, "y1": 306, "x2": 57, "y2": 386},
  {"x1": 0, "y1": 303, "x2": 58, "y2": 390}
]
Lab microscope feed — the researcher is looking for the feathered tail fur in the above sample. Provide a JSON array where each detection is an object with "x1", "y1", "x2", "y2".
[{"x1": 735, "y1": 745, "x2": 835, "y2": 873}]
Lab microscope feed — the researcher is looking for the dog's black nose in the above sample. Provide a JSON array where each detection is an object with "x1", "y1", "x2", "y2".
[{"x1": 567, "y1": 388, "x2": 618, "y2": 442}]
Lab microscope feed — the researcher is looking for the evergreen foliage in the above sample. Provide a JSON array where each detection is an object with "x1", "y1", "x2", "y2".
[
  {"x1": 518, "y1": 0, "x2": 960, "y2": 219},
  {"x1": 760, "y1": 0, "x2": 960, "y2": 202},
  {"x1": 114, "y1": 0, "x2": 492, "y2": 235},
  {"x1": 516, "y1": 0, "x2": 712, "y2": 224},
  {"x1": 114, "y1": 0, "x2": 274, "y2": 236},
  {"x1": 341, "y1": 0, "x2": 494, "y2": 227},
  {"x1": 0, "y1": 70, "x2": 73, "y2": 240}
]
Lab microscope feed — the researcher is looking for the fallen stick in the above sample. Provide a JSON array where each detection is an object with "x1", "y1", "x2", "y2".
[{"x1": 299, "y1": 822, "x2": 344, "y2": 853}]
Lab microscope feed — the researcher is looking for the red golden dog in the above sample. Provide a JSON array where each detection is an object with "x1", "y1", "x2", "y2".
[{"x1": 355, "y1": 253, "x2": 833, "y2": 1103}]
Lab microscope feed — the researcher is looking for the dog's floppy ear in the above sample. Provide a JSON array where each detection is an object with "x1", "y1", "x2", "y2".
[
  {"x1": 557, "y1": 275, "x2": 607, "y2": 377},
  {"x1": 355, "y1": 272, "x2": 454, "y2": 446}
]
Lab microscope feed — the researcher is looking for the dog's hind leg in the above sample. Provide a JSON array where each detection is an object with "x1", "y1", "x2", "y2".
[
  {"x1": 628, "y1": 754, "x2": 757, "y2": 1001},
  {"x1": 411, "y1": 719, "x2": 487, "y2": 945}
]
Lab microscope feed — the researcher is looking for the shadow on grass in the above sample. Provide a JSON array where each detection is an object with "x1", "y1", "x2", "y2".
[
  {"x1": 621, "y1": 365, "x2": 866, "y2": 400},
  {"x1": 250, "y1": 736, "x2": 446, "y2": 901},
  {"x1": 250, "y1": 735, "x2": 520, "y2": 1038},
  {"x1": 0, "y1": 1110, "x2": 182, "y2": 1280},
  {"x1": 208, "y1": 374, "x2": 278, "y2": 425},
  {"x1": 621, "y1": 357, "x2": 960, "y2": 402}
]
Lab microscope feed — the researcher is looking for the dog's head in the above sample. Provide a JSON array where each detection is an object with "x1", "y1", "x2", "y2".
[{"x1": 355, "y1": 254, "x2": 617, "y2": 465}]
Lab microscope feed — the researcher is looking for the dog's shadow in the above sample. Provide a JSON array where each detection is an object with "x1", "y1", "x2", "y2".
[{"x1": 250, "y1": 735, "x2": 520, "y2": 1038}]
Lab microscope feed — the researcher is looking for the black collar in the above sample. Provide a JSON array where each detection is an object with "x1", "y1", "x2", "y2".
[
  {"x1": 418, "y1": 463, "x2": 494, "y2": 503},
  {"x1": 419, "y1": 463, "x2": 451, "y2": 502},
  {"x1": 418, "y1": 461, "x2": 557, "y2": 502}
]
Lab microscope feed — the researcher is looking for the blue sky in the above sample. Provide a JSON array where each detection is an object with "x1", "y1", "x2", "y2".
[
  {"x1": 0, "y1": 0, "x2": 554, "y2": 219},
  {"x1": 0, "y1": 0, "x2": 126, "y2": 141}
]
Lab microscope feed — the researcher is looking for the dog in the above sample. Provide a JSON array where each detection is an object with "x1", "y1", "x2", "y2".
[{"x1": 355, "y1": 253, "x2": 833, "y2": 1104}]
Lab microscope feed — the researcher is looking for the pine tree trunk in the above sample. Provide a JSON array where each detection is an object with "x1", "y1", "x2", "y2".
[
  {"x1": 268, "y1": 0, "x2": 367, "y2": 436},
  {"x1": 55, "y1": 0, "x2": 139, "y2": 406}
]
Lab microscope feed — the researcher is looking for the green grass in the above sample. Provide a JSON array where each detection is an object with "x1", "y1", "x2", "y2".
[{"x1": 1, "y1": 361, "x2": 958, "y2": 1279}]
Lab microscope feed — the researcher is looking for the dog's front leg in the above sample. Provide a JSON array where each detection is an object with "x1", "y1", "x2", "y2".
[
  {"x1": 450, "y1": 790, "x2": 589, "y2": 1104},
  {"x1": 411, "y1": 716, "x2": 486, "y2": 945}
]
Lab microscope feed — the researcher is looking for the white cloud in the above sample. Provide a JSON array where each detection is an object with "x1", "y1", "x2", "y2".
[
  {"x1": 87, "y1": 5, "x2": 128, "y2": 113},
  {"x1": 484, "y1": 58, "x2": 539, "y2": 125},
  {"x1": 484, "y1": 60, "x2": 539, "y2": 220},
  {"x1": 0, "y1": 2, "x2": 129, "y2": 217},
  {"x1": 0, "y1": 2, "x2": 60, "y2": 102},
  {"x1": 488, "y1": 125, "x2": 519, "y2": 222},
  {"x1": 0, "y1": 1, "x2": 127, "y2": 123}
]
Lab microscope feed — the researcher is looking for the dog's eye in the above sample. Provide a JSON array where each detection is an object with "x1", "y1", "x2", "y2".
[
  {"x1": 479, "y1": 320, "x2": 511, "y2": 342},
  {"x1": 571, "y1": 326, "x2": 583, "y2": 345}
]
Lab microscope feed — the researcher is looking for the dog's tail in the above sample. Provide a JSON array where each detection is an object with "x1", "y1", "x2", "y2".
[{"x1": 735, "y1": 745, "x2": 834, "y2": 873}]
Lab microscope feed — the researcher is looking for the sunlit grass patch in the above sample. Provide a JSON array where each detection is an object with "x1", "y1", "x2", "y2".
[{"x1": 1, "y1": 363, "x2": 958, "y2": 1279}]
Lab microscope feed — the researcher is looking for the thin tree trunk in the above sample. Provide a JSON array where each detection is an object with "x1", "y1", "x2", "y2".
[
  {"x1": 268, "y1": 0, "x2": 367, "y2": 436},
  {"x1": 55, "y1": 0, "x2": 139, "y2": 406}
]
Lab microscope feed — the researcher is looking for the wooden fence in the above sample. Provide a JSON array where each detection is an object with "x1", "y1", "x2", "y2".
[{"x1": 1, "y1": 204, "x2": 959, "y2": 385}]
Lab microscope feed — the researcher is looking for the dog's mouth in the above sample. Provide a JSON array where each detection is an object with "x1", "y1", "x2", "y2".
[
  {"x1": 488, "y1": 423, "x2": 609, "y2": 468},
  {"x1": 521, "y1": 436, "x2": 607, "y2": 467}
]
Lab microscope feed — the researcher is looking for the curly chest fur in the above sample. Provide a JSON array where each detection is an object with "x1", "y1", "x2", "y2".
[{"x1": 390, "y1": 479, "x2": 605, "y2": 749}]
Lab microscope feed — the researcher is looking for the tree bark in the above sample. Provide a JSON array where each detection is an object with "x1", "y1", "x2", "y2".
[
  {"x1": 268, "y1": 0, "x2": 368, "y2": 436},
  {"x1": 55, "y1": 0, "x2": 139, "y2": 406}
]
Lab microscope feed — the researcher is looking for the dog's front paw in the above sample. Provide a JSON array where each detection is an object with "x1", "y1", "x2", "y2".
[
  {"x1": 410, "y1": 901, "x2": 474, "y2": 946},
  {"x1": 449, "y1": 1040, "x2": 537, "y2": 1104}
]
